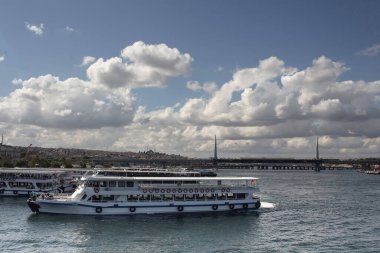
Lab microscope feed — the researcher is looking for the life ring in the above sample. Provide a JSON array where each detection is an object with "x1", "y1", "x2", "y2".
[
  {"x1": 210, "y1": 188, "x2": 215, "y2": 193},
  {"x1": 178, "y1": 189, "x2": 182, "y2": 193},
  {"x1": 166, "y1": 189, "x2": 171, "y2": 193},
  {"x1": 95, "y1": 207, "x2": 102, "y2": 213},
  {"x1": 172, "y1": 189, "x2": 177, "y2": 193},
  {"x1": 189, "y1": 189, "x2": 193, "y2": 193},
  {"x1": 229, "y1": 204, "x2": 235, "y2": 210},
  {"x1": 149, "y1": 189, "x2": 153, "y2": 193},
  {"x1": 129, "y1": 207, "x2": 136, "y2": 213},
  {"x1": 143, "y1": 189, "x2": 147, "y2": 193},
  {"x1": 255, "y1": 201, "x2": 261, "y2": 209},
  {"x1": 200, "y1": 189, "x2": 204, "y2": 193},
  {"x1": 226, "y1": 188, "x2": 230, "y2": 192},
  {"x1": 194, "y1": 189, "x2": 198, "y2": 193},
  {"x1": 161, "y1": 189, "x2": 165, "y2": 193},
  {"x1": 13, "y1": 190, "x2": 18, "y2": 195},
  {"x1": 177, "y1": 205, "x2": 184, "y2": 212},
  {"x1": 221, "y1": 188, "x2": 225, "y2": 192},
  {"x1": 212, "y1": 204, "x2": 218, "y2": 210},
  {"x1": 183, "y1": 189, "x2": 187, "y2": 193},
  {"x1": 155, "y1": 189, "x2": 159, "y2": 193},
  {"x1": 94, "y1": 187, "x2": 99, "y2": 193},
  {"x1": 243, "y1": 203, "x2": 248, "y2": 209},
  {"x1": 205, "y1": 188, "x2": 210, "y2": 193}
]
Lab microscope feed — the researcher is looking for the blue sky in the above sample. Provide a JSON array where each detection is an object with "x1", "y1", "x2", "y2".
[{"x1": 1, "y1": 0, "x2": 380, "y2": 158}]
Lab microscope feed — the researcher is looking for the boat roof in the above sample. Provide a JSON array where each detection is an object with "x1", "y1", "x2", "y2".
[{"x1": 86, "y1": 176, "x2": 258, "y2": 181}]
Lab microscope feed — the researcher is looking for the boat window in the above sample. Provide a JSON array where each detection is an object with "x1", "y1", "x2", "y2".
[
  {"x1": 126, "y1": 181, "x2": 134, "y2": 187},
  {"x1": 206, "y1": 193, "x2": 215, "y2": 200},
  {"x1": 81, "y1": 194, "x2": 87, "y2": 200},
  {"x1": 127, "y1": 195, "x2": 138, "y2": 201},
  {"x1": 236, "y1": 193, "x2": 246, "y2": 199},
  {"x1": 91, "y1": 195, "x2": 102, "y2": 202},
  {"x1": 109, "y1": 181, "x2": 116, "y2": 187},
  {"x1": 196, "y1": 194, "x2": 205, "y2": 201},
  {"x1": 103, "y1": 195, "x2": 115, "y2": 201},
  {"x1": 152, "y1": 195, "x2": 162, "y2": 201},
  {"x1": 175, "y1": 194, "x2": 184, "y2": 201},
  {"x1": 227, "y1": 193, "x2": 234, "y2": 200},
  {"x1": 118, "y1": 181, "x2": 126, "y2": 187},
  {"x1": 163, "y1": 194, "x2": 173, "y2": 200}
]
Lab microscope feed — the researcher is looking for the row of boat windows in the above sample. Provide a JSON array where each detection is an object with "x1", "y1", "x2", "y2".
[
  {"x1": 85, "y1": 181, "x2": 134, "y2": 188},
  {"x1": 0, "y1": 173, "x2": 59, "y2": 180},
  {"x1": 84, "y1": 193, "x2": 247, "y2": 202},
  {"x1": 97, "y1": 171, "x2": 200, "y2": 177},
  {"x1": 4, "y1": 182, "x2": 53, "y2": 189},
  {"x1": 84, "y1": 180, "x2": 201, "y2": 188}
]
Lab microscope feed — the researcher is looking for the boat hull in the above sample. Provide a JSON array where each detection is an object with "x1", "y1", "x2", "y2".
[{"x1": 29, "y1": 199, "x2": 261, "y2": 215}]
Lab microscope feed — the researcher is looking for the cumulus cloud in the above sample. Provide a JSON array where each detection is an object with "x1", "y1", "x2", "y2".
[
  {"x1": 25, "y1": 22, "x2": 44, "y2": 35},
  {"x1": 87, "y1": 41, "x2": 193, "y2": 88},
  {"x1": 358, "y1": 44, "x2": 380, "y2": 56},
  {"x1": 3, "y1": 45, "x2": 380, "y2": 157},
  {"x1": 81, "y1": 56, "x2": 96, "y2": 66},
  {"x1": 0, "y1": 75, "x2": 135, "y2": 129},
  {"x1": 0, "y1": 55, "x2": 4, "y2": 62},
  {"x1": 129, "y1": 55, "x2": 380, "y2": 157}
]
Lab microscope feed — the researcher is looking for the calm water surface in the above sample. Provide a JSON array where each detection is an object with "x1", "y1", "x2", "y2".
[{"x1": 1, "y1": 170, "x2": 379, "y2": 253}]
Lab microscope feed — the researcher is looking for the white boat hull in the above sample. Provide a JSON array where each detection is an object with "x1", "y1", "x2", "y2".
[{"x1": 30, "y1": 199, "x2": 261, "y2": 215}]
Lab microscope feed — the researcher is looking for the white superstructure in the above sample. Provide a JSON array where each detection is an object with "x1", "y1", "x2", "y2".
[
  {"x1": 27, "y1": 172, "x2": 261, "y2": 215},
  {"x1": 0, "y1": 168, "x2": 71, "y2": 196}
]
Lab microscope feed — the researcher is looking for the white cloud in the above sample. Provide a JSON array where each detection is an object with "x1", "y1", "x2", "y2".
[
  {"x1": 11, "y1": 78, "x2": 23, "y2": 85},
  {"x1": 2, "y1": 44, "x2": 380, "y2": 158},
  {"x1": 359, "y1": 44, "x2": 380, "y2": 56},
  {"x1": 0, "y1": 75, "x2": 135, "y2": 129},
  {"x1": 216, "y1": 66, "x2": 224, "y2": 72},
  {"x1": 186, "y1": 81, "x2": 217, "y2": 94},
  {"x1": 81, "y1": 56, "x2": 96, "y2": 66},
  {"x1": 0, "y1": 55, "x2": 4, "y2": 62},
  {"x1": 65, "y1": 26, "x2": 75, "y2": 32},
  {"x1": 25, "y1": 22, "x2": 44, "y2": 35},
  {"x1": 87, "y1": 41, "x2": 193, "y2": 89}
]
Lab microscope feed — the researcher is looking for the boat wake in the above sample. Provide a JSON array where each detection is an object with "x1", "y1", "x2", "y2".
[{"x1": 260, "y1": 202, "x2": 275, "y2": 209}]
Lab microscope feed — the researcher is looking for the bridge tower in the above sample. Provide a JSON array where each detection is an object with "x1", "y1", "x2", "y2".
[
  {"x1": 315, "y1": 136, "x2": 321, "y2": 172},
  {"x1": 213, "y1": 135, "x2": 218, "y2": 167}
]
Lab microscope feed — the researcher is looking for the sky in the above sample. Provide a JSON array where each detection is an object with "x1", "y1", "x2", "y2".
[{"x1": 1, "y1": 0, "x2": 380, "y2": 158}]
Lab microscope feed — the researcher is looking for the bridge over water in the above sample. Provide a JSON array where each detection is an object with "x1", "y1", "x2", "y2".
[{"x1": 90, "y1": 157, "x2": 379, "y2": 170}]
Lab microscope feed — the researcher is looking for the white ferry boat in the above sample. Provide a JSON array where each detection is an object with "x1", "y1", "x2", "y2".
[
  {"x1": 27, "y1": 173, "x2": 261, "y2": 215},
  {"x1": 0, "y1": 168, "x2": 73, "y2": 196}
]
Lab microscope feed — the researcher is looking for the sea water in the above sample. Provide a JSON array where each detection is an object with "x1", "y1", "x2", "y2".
[{"x1": 0, "y1": 170, "x2": 379, "y2": 252}]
